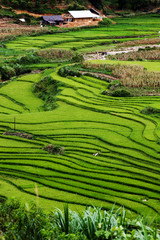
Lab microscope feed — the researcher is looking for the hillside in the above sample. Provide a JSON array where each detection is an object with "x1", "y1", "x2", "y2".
[
  {"x1": 0, "y1": 0, "x2": 160, "y2": 14},
  {"x1": 0, "y1": 13, "x2": 160, "y2": 218}
]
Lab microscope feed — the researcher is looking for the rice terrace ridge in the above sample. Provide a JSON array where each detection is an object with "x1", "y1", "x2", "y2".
[{"x1": 0, "y1": 0, "x2": 160, "y2": 234}]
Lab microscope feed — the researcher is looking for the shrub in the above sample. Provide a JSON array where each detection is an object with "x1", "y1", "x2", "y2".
[
  {"x1": 43, "y1": 144, "x2": 64, "y2": 155},
  {"x1": 16, "y1": 54, "x2": 43, "y2": 65},
  {"x1": 58, "y1": 66, "x2": 81, "y2": 77},
  {"x1": 107, "y1": 80, "x2": 122, "y2": 90},
  {"x1": 111, "y1": 89, "x2": 132, "y2": 97},
  {"x1": 0, "y1": 201, "x2": 159, "y2": 240},
  {"x1": 141, "y1": 106, "x2": 160, "y2": 115},
  {"x1": 98, "y1": 18, "x2": 113, "y2": 26},
  {"x1": 0, "y1": 200, "x2": 53, "y2": 240},
  {"x1": 13, "y1": 64, "x2": 30, "y2": 75},
  {"x1": 71, "y1": 53, "x2": 84, "y2": 63},
  {"x1": 68, "y1": 3, "x2": 86, "y2": 10},
  {"x1": 0, "y1": 65, "x2": 16, "y2": 80}
]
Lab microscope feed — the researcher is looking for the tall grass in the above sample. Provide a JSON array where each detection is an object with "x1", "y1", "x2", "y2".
[
  {"x1": 52, "y1": 205, "x2": 160, "y2": 239},
  {"x1": 108, "y1": 49, "x2": 160, "y2": 61},
  {"x1": 83, "y1": 62, "x2": 160, "y2": 90},
  {"x1": 118, "y1": 38, "x2": 160, "y2": 47}
]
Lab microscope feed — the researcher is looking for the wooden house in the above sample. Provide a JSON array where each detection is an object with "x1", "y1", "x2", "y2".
[
  {"x1": 42, "y1": 15, "x2": 64, "y2": 26},
  {"x1": 63, "y1": 10, "x2": 101, "y2": 23}
]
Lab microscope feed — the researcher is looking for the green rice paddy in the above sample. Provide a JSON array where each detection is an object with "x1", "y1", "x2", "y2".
[
  {"x1": 0, "y1": 14, "x2": 160, "y2": 217},
  {"x1": 5, "y1": 15, "x2": 159, "y2": 52}
]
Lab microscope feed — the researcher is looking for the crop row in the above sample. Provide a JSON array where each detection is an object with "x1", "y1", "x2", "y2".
[{"x1": 0, "y1": 61, "x2": 160, "y2": 215}]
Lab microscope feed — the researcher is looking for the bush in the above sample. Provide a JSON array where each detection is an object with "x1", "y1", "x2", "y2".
[
  {"x1": 0, "y1": 200, "x2": 53, "y2": 240},
  {"x1": 43, "y1": 144, "x2": 64, "y2": 155},
  {"x1": 13, "y1": 64, "x2": 30, "y2": 75},
  {"x1": 0, "y1": 65, "x2": 16, "y2": 80},
  {"x1": 16, "y1": 54, "x2": 43, "y2": 65},
  {"x1": 58, "y1": 66, "x2": 81, "y2": 77},
  {"x1": 72, "y1": 53, "x2": 84, "y2": 63},
  {"x1": 68, "y1": 3, "x2": 86, "y2": 10},
  {"x1": 98, "y1": 18, "x2": 113, "y2": 26},
  {"x1": 111, "y1": 89, "x2": 132, "y2": 97},
  {"x1": 0, "y1": 201, "x2": 159, "y2": 240},
  {"x1": 141, "y1": 106, "x2": 160, "y2": 115},
  {"x1": 107, "y1": 80, "x2": 122, "y2": 90},
  {"x1": 0, "y1": 63, "x2": 30, "y2": 81}
]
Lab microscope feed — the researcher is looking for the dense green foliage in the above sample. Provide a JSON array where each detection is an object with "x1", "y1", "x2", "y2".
[
  {"x1": 0, "y1": 200, "x2": 159, "y2": 240},
  {"x1": 0, "y1": 64, "x2": 30, "y2": 80},
  {"x1": 58, "y1": 66, "x2": 82, "y2": 77},
  {"x1": 0, "y1": 0, "x2": 159, "y2": 13},
  {"x1": 141, "y1": 106, "x2": 160, "y2": 115}
]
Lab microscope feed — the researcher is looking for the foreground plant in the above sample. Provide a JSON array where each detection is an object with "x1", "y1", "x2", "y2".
[{"x1": 0, "y1": 200, "x2": 159, "y2": 240}]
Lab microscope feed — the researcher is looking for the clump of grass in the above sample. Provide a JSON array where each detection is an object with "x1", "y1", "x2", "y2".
[
  {"x1": 50, "y1": 205, "x2": 160, "y2": 240},
  {"x1": 43, "y1": 144, "x2": 64, "y2": 155}
]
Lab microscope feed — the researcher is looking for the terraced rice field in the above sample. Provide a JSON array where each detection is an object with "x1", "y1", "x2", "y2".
[
  {"x1": 0, "y1": 14, "x2": 160, "y2": 217},
  {"x1": 5, "y1": 15, "x2": 160, "y2": 52},
  {"x1": 0, "y1": 65, "x2": 160, "y2": 217}
]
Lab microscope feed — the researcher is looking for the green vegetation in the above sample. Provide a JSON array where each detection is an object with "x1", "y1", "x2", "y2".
[
  {"x1": 4, "y1": 14, "x2": 160, "y2": 55},
  {"x1": 0, "y1": 6, "x2": 16, "y2": 18},
  {"x1": 1, "y1": 0, "x2": 159, "y2": 13},
  {"x1": 32, "y1": 74, "x2": 65, "y2": 111},
  {"x1": 141, "y1": 106, "x2": 160, "y2": 115},
  {"x1": 0, "y1": 200, "x2": 159, "y2": 240},
  {"x1": 0, "y1": 14, "x2": 160, "y2": 223}
]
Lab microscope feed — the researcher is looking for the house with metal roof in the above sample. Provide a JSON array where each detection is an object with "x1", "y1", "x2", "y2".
[
  {"x1": 42, "y1": 15, "x2": 64, "y2": 26},
  {"x1": 63, "y1": 10, "x2": 101, "y2": 23}
]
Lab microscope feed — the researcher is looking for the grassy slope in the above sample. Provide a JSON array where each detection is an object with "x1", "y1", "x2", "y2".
[{"x1": 0, "y1": 14, "x2": 160, "y2": 218}]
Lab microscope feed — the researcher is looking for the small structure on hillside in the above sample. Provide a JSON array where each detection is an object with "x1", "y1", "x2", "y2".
[
  {"x1": 63, "y1": 10, "x2": 101, "y2": 23},
  {"x1": 42, "y1": 15, "x2": 64, "y2": 26},
  {"x1": 19, "y1": 18, "x2": 25, "y2": 24}
]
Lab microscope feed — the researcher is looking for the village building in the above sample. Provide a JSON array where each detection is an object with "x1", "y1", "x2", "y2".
[
  {"x1": 42, "y1": 15, "x2": 64, "y2": 26},
  {"x1": 63, "y1": 10, "x2": 101, "y2": 23}
]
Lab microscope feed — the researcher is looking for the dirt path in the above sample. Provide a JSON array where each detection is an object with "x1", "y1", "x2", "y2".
[
  {"x1": 1, "y1": 5, "x2": 43, "y2": 17},
  {"x1": 85, "y1": 44, "x2": 160, "y2": 60},
  {"x1": 13, "y1": 10, "x2": 43, "y2": 17}
]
